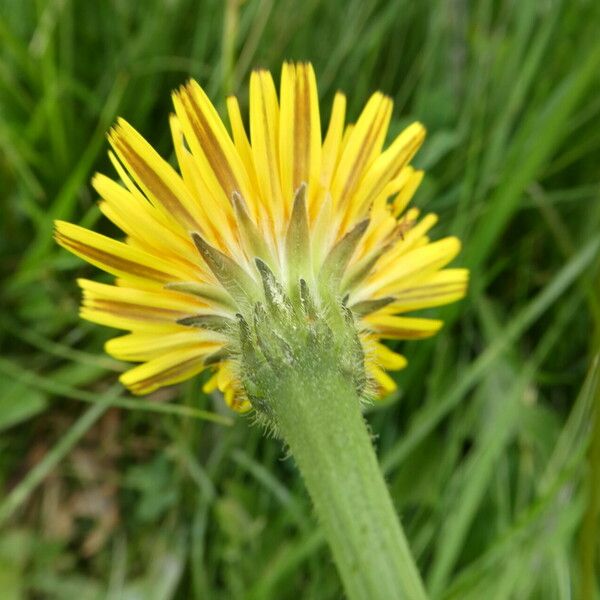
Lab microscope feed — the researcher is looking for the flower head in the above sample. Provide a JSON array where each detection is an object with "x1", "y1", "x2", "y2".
[{"x1": 55, "y1": 62, "x2": 467, "y2": 412}]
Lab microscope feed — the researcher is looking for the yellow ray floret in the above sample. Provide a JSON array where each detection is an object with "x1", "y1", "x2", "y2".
[{"x1": 55, "y1": 62, "x2": 467, "y2": 411}]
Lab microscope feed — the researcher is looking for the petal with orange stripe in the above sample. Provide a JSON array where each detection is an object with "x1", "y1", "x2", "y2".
[
  {"x1": 362, "y1": 314, "x2": 443, "y2": 340},
  {"x1": 330, "y1": 93, "x2": 392, "y2": 216},
  {"x1": 55, "y1": 221, "x2": 194, "y2": 285},
  {"x1": 108, "y1": 119, "x2": 204, "y2": 231},
  {"x1": 120, "y1": 344, "x2": 211, "y2": 395},
  {"x1": 250, "y1": 69, "x2": 283, "y2": 228},
  {"x1": 279, "y1": 62, "x2": 322, "y2": 217},
  {"x1": 106, "y1": 330, "x2": 222, "y2": 362}
]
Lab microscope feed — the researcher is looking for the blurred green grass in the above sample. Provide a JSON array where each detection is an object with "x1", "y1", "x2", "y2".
[{"x1": 1, "y1": 0, "x2": 600, "y2": 598}]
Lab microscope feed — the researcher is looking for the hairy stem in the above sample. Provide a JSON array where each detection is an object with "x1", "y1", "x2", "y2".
[{"x1": 267, "y1": 360, "x2": 428, "y2": 600}]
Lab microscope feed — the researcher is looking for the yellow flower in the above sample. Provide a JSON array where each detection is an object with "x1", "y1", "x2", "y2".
[{"x1": 55, "y1": 62, "x2": 467, "y2": 412}]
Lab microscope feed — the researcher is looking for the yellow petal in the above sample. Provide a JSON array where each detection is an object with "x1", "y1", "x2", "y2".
[
  {"x1": 54, "y1": 221, "x2": 194, "y2": 285},
  {"x1": 94, "y1": 173, "x2": 200, "y2": 274},
  {"x1": 203, "y1": 371, "x2": 219, "y2": 393},
  {"x1": 371, "y1": 342, "x2": 408, "y2": 370},
  {"x1": 363, "y1": 314, "x2": 443, "y2": 339},
  {"x1": 250, "y1": 69, "x2": 283, "y2": 228},
  {"x1": 226, "y1": 96, "x2": 261, "y2": 212},
  {"x1": 319, "y1": 92, "x2": 346, "y2": 196},
  {"x1": 310, "y1": 192, "x2": 335, "y2": 267},
  {"x1": 120, "y1": 345, "x2": 209, "y2": 394},
  {"x1": 106, "y1": 331, "x2": 222, "y2": 362},
  {"x1": 105, "y1": 148, "x2": 190, "y2": 243},
  {"x1": 217, "y1": 361, "x2": 235, "y2": 390},
  {"x1": 356, "y1": 198, "x2": 397, "y2": 258},
  {"x1": 383, "y1": 269, "x2": 469, "y2": 313},
  {"x1": 393, "y1": 168, "x2": 425, "y2": 217},
  {"x1": 173, "y1": 81, "x2": 254, "y2": 207},
  {"x1": 224, "y1": 384, "x2": 252, "y2": 413},
  {"x1": 372, "y1": 212, "x2": 439, "y2": 272},
  {"x1": 362, "y1": 237, "x2": 462, "y2": 298},
  {"x1": 108, "y1": 118, "x2": 205, "y2": 231},
  {"x1": 78, "y1": 279, "x2": 223, "y2": 333},
  {"x1": 347, "y1": 122, "x2": 425, "y2": 223},
  {"x1": 279, "y1": 62, "x2": 321, "y2": 218},
  {"x1": 369, "y1": 364, "x2": 397, "y2": 394},
  {"x1": 168, "y1": 113, "x2": 241, "y2": 256},
  {"x1": 211, "y1": 362, "x2": 251, "y2": 413},
  {"x1": 354, "y1": 168, "x2": 424, "y2": 251},
  {"x1": 330, "y1": 92, "x2": 392, "y2": 216},
  {"x1": 79, "y1": 278, "x2": 211, "y2": 311}
]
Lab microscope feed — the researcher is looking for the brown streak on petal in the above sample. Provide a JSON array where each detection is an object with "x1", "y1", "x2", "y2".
[
  {"x1": 367, "y1": 326, "x2": 437, "y2": 340},
  {"x1": 386, "y1": 287, "x2": 467, "y2": 306},
  {"x1": 129, "y1": 355, "x2": 203, "y2": 392},
  {"x1": 339, "y1": 96, "x2": 389, "y2": 207},
  {"x1": 56, "y1": 233, "x2": 172, "y2": 282},
  {"x1": 396, "y1": 281, "x2": 467, "y2": 295},
  {"x1": 259, "y1": 74, "x2": 281, "y2": 205},
  {"x1": 293, "y1": 66, "x2": 309, "y2": 191},
  {"x1": 292, "y1": 68, "x2": 301, "y2": 190},
  {"x1": 113, "y1": 137, "x2": 197, "y2": 229},
  {"x1": 362, "y1": 136, "x2": 423, "y2": 209},
  {"x1": 87, "y1": 299, "x2": 187, "y2": 321},
  {"x1": 182, "y1": 88, "x2": 241, "y2": 199}
]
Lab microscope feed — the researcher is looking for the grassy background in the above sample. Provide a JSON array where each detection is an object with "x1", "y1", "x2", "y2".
[{"x1": 1, "y1": 0, "x2": 600, "y2": 598}]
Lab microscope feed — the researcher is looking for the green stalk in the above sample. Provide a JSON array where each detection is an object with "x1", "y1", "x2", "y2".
[{"x1": 266, "y1": 359, "x2": 428, "y2": 600}]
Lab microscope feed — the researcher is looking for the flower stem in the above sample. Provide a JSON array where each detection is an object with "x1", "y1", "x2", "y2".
[{"x1": 267, "y1": 360, "x2": 429, "y2": 600}]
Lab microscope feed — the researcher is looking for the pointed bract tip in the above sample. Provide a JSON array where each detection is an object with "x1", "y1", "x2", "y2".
[
  {"x1": 289, "y1": 184, "x2": 308, "y2": 219},
  {"x1": 254, "y1": 256, "x2": 270, "y2": 275},
  {"x1": 191, "y1": 231, "x2": 208, "y2": 254},
  {"x1": 231, "y1": 189, "x2": 242, "y2": 205},
  {"x1": 293, "y1": 182, "x2": 307, "y2": 202},
  {"x1": 355, "y1": 218, "x2": 370, "y2": 235}
]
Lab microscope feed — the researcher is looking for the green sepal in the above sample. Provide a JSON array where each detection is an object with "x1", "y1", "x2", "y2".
[
  {"x1": 340, "y1": 303, "x2": 367, "y2": 395},
  {"x1": 177, "y1": 313, "x2": 234, "y2": 333},
  {"x1": 164, "y1": 281, "x2": 237, "y2": 310},
  {"x1": 255, "y1": 258, "x2": 294, "y2": 318},
  {"x1": 298, "y1": 279, "x2": 333, "y2": 348},
  {"x1": 340, "y1": 241, "x2": 394, "y2": 293},
  {"x1": 350, "y1": 296, "x2": 395, "y2": 317},
  {"x1": 236, "y1": 313, "x2": 264, "y2": 383},
  {"x1": 203, "y1": 346, "x2": 232, "y2": 366},
  {"x1": 231, "y1": 192, "x2": 274, "y2": 266},
  {"x1": 319, "y1": 219, "x2": 370, "y2": 296},
  {"x1": 192, "y1": 233, "x2": 258, "y2": 307},
  {"x1": 253, "y1": 302, "x2": 294, "y2": 367},
  {"x1": 285, "y1": 185, "x2": 310, "y2": 296},
  {"x1": 236, "y1": 313, "x2": 270, "y2": 412},
  {"x1": 299, "y1": 278, "x2": 318, "y2": 321}
]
